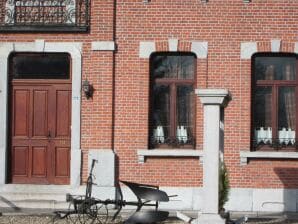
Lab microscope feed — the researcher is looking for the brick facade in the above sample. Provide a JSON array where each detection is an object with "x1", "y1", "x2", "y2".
[{"x1": 0, "y1": 0, "x2": 297, "y2": 206}]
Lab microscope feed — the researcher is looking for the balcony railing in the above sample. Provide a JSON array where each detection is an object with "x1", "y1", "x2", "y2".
[{"x1": 0, "y1": 0, "x2": 90, "y2": 32}]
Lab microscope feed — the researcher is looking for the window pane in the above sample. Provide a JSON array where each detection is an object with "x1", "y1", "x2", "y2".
[
  {"x1": 11, "y1": 53, "x2": 70, "y2": 79},
  {"x1": 176, "y1": 85, "x2": 194, "y2": 143},
  {"x1": 151, "y1": 55, "x2": 195, "y2": 79},
  {"x1": 278, "y1": 87, "x2": 296, "y2": 144},
  {"x1": 150, "y1": 85, "x2": 170, "y2": 143},
  {"x1": 255, "y1": 56, "x2": 296, "y2": 80},
  {"x1": 254, "y1": 87, "x2": 272, "y2": 144}
]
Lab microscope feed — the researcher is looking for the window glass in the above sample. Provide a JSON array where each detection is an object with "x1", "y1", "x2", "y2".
[
  {"x1": 255, "y1": 56, "x2": 296, "y2": 80},
  {"x1": 151, "y1": 85, "x2": 170, "y2": 143},
  {"x1": 253, "y1": 87, "x2": 272, "y2": 144},
  {"x1": 151, "y1": 55, "x2": 194, "y2": 79},
  {"x1": 252, "y1": 53, "x2": 297, "y2": 150},
  {"x1": 278, "y1": 87, "x2": 296, "y2": 144},
  {"x1": 150, "y1": 53, "x2": 196, "y2": 148},
  {"x1": 176, "y1": 85, "x2": 195, "y2": 144},
  {"x1": 11, "y1": 53, "x2": 70, "y2": 79}
]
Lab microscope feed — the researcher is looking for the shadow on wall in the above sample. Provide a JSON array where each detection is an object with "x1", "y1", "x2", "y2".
[{"x1": 270, "y1": 167, "x2": 298, "y2": 212}]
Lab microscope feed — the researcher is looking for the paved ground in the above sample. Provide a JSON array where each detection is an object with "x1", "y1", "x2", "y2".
[
  {"x1": 2, "y1": 210, "x2": 298, "y2": 223},
  {"x1": 1, "y1": 215, "x2": 298, "y2": 224}
]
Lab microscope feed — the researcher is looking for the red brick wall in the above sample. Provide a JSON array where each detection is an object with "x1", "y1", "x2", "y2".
[
  {"x1": 114, "y1": 0, "x2": 298, "y2": 188},
  {"x1": 1, "y1": 0, "x2": 298, "y2": 188},
  {"x1": 0, "y1": 0, "x2": 116, "y2": 182}
]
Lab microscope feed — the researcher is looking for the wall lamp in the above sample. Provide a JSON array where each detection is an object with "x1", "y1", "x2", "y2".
[{"x1": 82, "y1": 79, "x2": 93, "y2": 99}]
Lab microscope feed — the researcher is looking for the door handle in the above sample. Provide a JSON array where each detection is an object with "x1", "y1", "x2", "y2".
[{"x1": 47, "y1": 131, "x2": 51, "y2": 139}]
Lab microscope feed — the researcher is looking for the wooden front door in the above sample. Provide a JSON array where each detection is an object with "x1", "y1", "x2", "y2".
[{"x1": 9, "y1": 53, "x2": 71, "y2": 185}]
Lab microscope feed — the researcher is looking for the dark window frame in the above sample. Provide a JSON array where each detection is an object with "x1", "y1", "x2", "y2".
[
  {"x1": 252, "y1": 53, "x2": 298, "y2": 151},
  {"x1": 149, "y1": 52, "x2": 197, "y2": 149}
]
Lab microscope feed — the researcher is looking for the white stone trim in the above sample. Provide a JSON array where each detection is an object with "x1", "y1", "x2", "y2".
[
  {"x1": 34, "y1": 39, "x2": 45, "y2": 52},
  {"x1": 139, "y1": 41, "x2": 156, "y2": 58},
  {"x1": 271, "y1": 39, "x2": 281, "y2": 52},
  {"x1": 295, "y1": 42, "x2": 298, "y2": 54},
  {"x1": 137, "y1": 149, "x2": 203, "y2": 163},
  {"x1": 225, "y1": 188, "x2": 298, "y2": 212},
  {"x1": 195, "y1": 89, "x2": 230, "y2": 106},
  {"x1": 88, "y1": 150, "x2": 115, "y2": 187},
  {"x1": 191, "y1": 41, "x2": 208, "y2": 59},
  {"x1": 91, "y1": 41, "x2": 115, "y2": 51},
  {"x1": 241, "y1": 42, "x2": 257, "y2": 59},
  {"x1": 240, "y1": 151, "x2": 298, "y2": 165},
  {"x1": 168, "y1": 39, "x2": 178, "y2": 52},
  {"x1": 0, "y1": 40, "x2": 82, "y2": 188},
  {"x1": 196, "y1": 88, "x2": 230, "y2": 224}
]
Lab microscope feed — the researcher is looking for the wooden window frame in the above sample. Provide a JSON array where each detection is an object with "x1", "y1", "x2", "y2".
[
  {"x1": 149, "y1": 52, "x2": 196, "y2": 149},
  {"x1": 252, "y1": 53, "x2": 298, "y2": 151}
]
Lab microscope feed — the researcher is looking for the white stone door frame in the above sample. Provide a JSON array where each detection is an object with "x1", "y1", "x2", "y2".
[{"x1": 0, "y1": 40, "x2": 82, "y2": 188}]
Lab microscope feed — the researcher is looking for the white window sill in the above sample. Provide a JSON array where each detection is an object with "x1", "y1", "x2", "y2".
[
  {"x1": 240, "y1": 151, "x2": 298, "y2": 165},
  {"x1": 137, "y1": 149, "x2": 203, "y2": 163}
]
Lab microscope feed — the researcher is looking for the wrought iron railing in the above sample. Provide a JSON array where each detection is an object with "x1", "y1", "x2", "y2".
[
  {"x1": 252, "y1": 138, "x2": 298, "y2": 151},
  {"x1": 150, "y1": 136, "x2": 195, "y2": 148},
  {"x1": 0, "y1": 0, "x2": 89, "y2": 32}
]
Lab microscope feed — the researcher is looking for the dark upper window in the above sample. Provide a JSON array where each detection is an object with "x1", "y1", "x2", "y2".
[
  {"x1": 10, "y1": 53, "x2": 70, "y2": 79},
  {"x1": 149, "y1": 53, "x2": 196, "y2": 149},
  {"x1": 252, "y1": 53, "x2": 298, "y2": 151}
]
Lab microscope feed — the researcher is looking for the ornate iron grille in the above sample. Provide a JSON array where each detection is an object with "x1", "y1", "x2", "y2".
[
  {"x1": 150, "y1": 135, "x2": 195, "y2": 149},
  {"x1": 252, "y1": 138, "x2": 298, "y2": 151},
  {"x1": 0, "y1": 0, "x2": 89, "y2": 32}
]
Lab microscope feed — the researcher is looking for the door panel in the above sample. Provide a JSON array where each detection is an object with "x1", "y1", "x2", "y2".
[
  {"x1": 10, "y1": 84, "x2": 71, "y2": 184},
  {"x1": 31, "y1": 146, "x2": 47, "y2": 177},
  {"x1": 55, "y1": 147, "x2": 70, "y2": 177},
  {"x1": 12, "y1": 146, "x2": 29, "y2": 176},
  {"x1": 13, "y1": 90, "x2": 29, "y2": 137},
  {"x1": 56, "y1": 90, "x2": 71, "y2": 137},
  {"x1": 32, "y1": 90, "x2": 48, "y2": 137}
]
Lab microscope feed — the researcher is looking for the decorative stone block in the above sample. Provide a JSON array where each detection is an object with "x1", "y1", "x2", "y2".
[
  {"x1": 168, "y1": 39, "x2": 178, "y2": 52},
  {"x1": 295, "y1": 42, "x2": 298, "y2": 54},
  {"x1": 35, "y1": 39, "x2": 45, "y2": 52},
  {"x1": 88, "y1": 150, "x2": 115, "y2": 187},
  {"x1": 91, "y1": 41, "x2": 115, "y2": 51},
  {"x1": 271, "y1": 39, "x2": 281, "y2": 52},
  {"x1": 191, "y1": 41, "x2": 208, "y2": 59},
  {"x1": 241, "y1": 42, "x2": 257, "y2": 59},
  {"x1": 139, "y1": 41, "x2": 155, "y2": 58}
]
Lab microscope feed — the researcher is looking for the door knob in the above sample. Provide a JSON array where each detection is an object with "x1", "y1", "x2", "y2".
[{"x1": 47, "y1": 131, "x2": 51, "y2": 138}]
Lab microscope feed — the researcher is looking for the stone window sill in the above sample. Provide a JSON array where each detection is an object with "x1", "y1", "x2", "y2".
[
  {"x1": 240, "y1": 151, "x2": 298, "y2": 165},
  {"x1": 137, "y1": 149, "x2": 203, "y2": 163}
]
